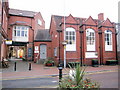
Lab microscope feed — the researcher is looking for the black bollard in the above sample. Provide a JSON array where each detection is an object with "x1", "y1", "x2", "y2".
[
  {"x1": 29, "y1": 63, "x2": 31, "y2": 71},
  {"x1": 58, "y1": 63, "x2": 63, "y2": 83},
  {"x1": 14, "y1": 62, "x2": 16, "y2": 71}
]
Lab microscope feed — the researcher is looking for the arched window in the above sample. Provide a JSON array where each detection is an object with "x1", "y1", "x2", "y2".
[
  {"x1": 86, "y1": 28, "x2": 95, "y2": 51},
  {"x1": 65, "y1": 27, "x2": 76, "y2": 51},
  {"x1": 105, "y1": 30, "x2": 112, "y2": 51}
]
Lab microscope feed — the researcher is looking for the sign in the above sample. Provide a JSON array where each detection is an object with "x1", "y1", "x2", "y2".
[
  {"x1": 34, "y1": 46, "x2": 39, "y2": 53},
  {"x1": 5, "y1": 40, "x2": 12, "y2": 45},
  {"x1": 35, "y1": 46, "x2": 38, "y2": 51},
  {"x1": 85, "y1": 52, "x2": 98, "y2": 58},
  {"x1": 34, "y1": 51, "x2": 39, "y2": 53},
  {"x1": 28, "y1": 48, "x2": 32, "y2": 57}
]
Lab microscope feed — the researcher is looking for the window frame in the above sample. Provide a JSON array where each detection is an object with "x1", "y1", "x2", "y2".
[
  {"x1": 13, "y1": 26, "x2": 28, "y2": 37},
  {"x1": 104, "y1": 30, "x2": 113, "y2": 51},
  {"x1": 86, "y1": 28, "x2": 95, "y2": 51},
  {"x1": 65, "y1": 27, "x2": 76, "y2": 51}
]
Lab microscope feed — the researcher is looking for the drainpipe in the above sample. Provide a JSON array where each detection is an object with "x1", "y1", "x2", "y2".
[{"x1": 0, "y1": 1, "x2": 4, "y2": 61}]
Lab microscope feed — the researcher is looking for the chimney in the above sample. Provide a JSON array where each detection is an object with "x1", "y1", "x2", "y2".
[{"x1": 98, "y1": 13, "x2": 104, "y2": 21}]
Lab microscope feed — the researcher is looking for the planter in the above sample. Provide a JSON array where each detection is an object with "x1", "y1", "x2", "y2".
[
  {"x1": 106, "y1": 60, "x2": 118, "y2": 65},
  {"x1": 45, "y1": 63, "x2": 54, "y2": 66},
  {"x1": 92, "y1": 59, "x2": 99, "y2": 67}
]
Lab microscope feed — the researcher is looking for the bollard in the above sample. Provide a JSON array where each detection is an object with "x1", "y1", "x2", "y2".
[
  {"x1": 14, "y1": 62, "x2": 16, "y2": 71},
  {"x1": 29, "y1": 63, "x2": 31, "y2": 71},
  {"x1": 58, "y1": 63, "x2": 63, "y2": 83}
]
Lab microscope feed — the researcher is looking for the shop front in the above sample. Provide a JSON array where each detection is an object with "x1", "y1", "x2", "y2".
[{"x1": 7, "y1": 41, "x2": 27, "y2": 60}]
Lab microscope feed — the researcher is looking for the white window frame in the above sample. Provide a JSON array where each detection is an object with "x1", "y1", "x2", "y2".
[
  {"x1": 86, "y1": 28, "x2": 95, "y2": 51},
  {"x1": 13, "y1": 26, "x2": 28, "y2": 37},
  {"x1": 12, "y1": 25, "x2": 29, "y2": 42},
  {"x1": 37, "y1": 19, "x2": 42, "y2": 25},
  {"x1": 54, "y1": 47, "x2": 57, "y2": 56},
  {"x1": 105, "y1": 30, "x2": 113, "y2": 51},
  {"x1": 65, "y1": 27, "x2": 76, "y2": 51}
]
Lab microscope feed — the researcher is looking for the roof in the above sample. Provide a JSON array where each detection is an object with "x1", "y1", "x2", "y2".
[
  {"x1": 9, "y1": 8, "x2": 37, "y2": 18},
  {"x1": 52, "y1": 15, "x2": 113, "y2": 30},
  {"x1": 52, "y1": 15, "x2": 62, "y2": 30},
  {"x1": 34, "y1": 29, "x2": 51, "y2": 42}
]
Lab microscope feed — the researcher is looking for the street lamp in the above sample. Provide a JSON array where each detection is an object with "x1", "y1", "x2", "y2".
[
  {"x1": 98, "y1": 29, "x2": 102, "y2": 65},
  {"x1": 57, "y1": 29, "x2": 62, "y2": 65},
  {"x1": 79, "y1": 27, "x2": 84, "y2": 66},
  {"x1": 62, "y1": 40, "x2": 67, "y2": 68},
  {"x1": 57, "y1": 29, "x2": 62, "y2": 83}
]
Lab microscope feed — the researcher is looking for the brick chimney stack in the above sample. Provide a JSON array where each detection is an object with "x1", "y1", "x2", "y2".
[{"x1": 98, "y1": 13, "x2": 104, "y2": 21}]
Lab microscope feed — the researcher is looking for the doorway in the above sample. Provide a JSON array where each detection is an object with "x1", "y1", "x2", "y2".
[{"x1": 40, "y1": 44, "x2": 47, "y2": 60}]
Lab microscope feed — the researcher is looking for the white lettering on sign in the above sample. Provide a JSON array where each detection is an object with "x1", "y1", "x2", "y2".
[{"x1": 35, "y1": 46, "x2": 38, "y2": 51}]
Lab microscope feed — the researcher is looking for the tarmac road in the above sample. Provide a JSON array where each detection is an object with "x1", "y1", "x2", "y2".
[{"x1": 2, "y1": 71, "x2": 118, "y2": 89}]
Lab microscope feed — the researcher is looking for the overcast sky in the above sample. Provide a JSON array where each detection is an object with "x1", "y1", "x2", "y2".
[{"x1": 9, "y1": 0, "x2": 119, "y2": 29}]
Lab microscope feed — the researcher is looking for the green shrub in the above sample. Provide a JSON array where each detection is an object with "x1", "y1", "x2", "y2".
[
  {"x1": 59, "y1": 65, "x2": 100, "y2": 89},
  {"x1": 67, "y1": 62, "x2": 80, "y2": 68},
  {"x1": 44, "y1": 57, "x2": 54, "y2": 66}
]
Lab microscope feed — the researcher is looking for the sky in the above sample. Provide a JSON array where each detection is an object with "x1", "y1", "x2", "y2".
[{"x1": 9, "y1": 0, "x2": 119, "y2": 29}]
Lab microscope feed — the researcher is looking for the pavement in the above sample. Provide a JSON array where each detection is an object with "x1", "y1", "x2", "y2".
[{"x1": 1, "y1": 60, "x2": 118, "y2": 80}]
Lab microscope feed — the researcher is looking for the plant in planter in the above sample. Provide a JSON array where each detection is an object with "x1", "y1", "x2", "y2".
[
  {"x1": 44, "y1": 57, "x2": 54, "y2": 66},
  {"x1": 59, "y1": 64, "x2": 100, "y2": 89}
]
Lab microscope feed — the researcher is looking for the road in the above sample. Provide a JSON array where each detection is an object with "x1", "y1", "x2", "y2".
[{"x1": 2, "y1": 71, "x2": 118, "y2": 88}]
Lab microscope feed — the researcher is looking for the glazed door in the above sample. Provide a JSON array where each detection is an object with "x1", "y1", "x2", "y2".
[{"x1": 40, "y1": 44, "x2": 47, "y2": 59}]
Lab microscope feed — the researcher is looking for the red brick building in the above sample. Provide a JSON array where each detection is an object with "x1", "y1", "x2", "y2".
[
  {"x1": 48, "y1": 14, "x2": 117, "y2": 66},
  {"x1": 34, "y1": 29, "x2": 52, "y2": 63},
  {"x1": 0, "y1": 0, "x2": 9, "y2": 61},
  {"x1": 7, "y1": 8, "x2": 45, "y2": 60}
]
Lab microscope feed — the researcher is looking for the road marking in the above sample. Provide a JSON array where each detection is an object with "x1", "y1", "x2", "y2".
[
  {"x1": 1, "y1": 70, "x2": 118, "y2": 81},
  {"x1": 52, "y1": 81, "x2": 57, "y2": 83},
  {"x1": 1, "y1": 75, "x2": 53, "y2": 81},
  {"x1": 34, "y1": 85, "x2": 58, "y2": 88},
  {"x1": 86, "y1": 70, "x2": 118, "y2": 75}
]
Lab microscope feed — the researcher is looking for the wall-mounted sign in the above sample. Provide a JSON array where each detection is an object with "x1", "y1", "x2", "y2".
[
  {"x1": 5, "y1": 40, "x2": 12, "y2": 45},
  {"x1": 28, "y1": 48, "x2": 32, "y2": 57},
  {"x1": 35, "y1": 46, "x2": 38, "y2": 51},
  {"x1": 85, "y1": 52, "x2": 98, "y2": 58},
  {"x1": 34, "y1": 51, "x2": 39, "y2": 53}
]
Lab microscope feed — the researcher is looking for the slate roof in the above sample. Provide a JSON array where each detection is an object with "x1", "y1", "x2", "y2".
[
  {"x1": 34, "y1": 29, "x2": 51, "y2": 42},
  {"x1": 9, "y1": 8, "x2": 37, "y2": 18},
  {"x1": 52, "y1": 15, "x2": 108, "y2": 30}
]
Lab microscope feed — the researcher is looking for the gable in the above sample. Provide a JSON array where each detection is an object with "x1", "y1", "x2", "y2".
[
  {"x1": 84, "y1": 16, "x2": 96, "y2": 25},
  {"x1": 102, "y1": 18, "x2": 113, "y2": 27},
  {"x1": 65, "y1": 14, "x2": 77, "y2": 24}
]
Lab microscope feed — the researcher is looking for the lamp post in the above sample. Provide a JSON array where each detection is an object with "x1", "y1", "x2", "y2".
[
  {"x1": 79, "y1": 27, "x2": 84, "y2": 66},
  {"x1": 98, "y1": 29, "x2": 102, "y2": 65},
  {"x1": 57, "y1": 29, "x2": 62, "y2": 83},
  {"x1": 57, "y1": 29, "x2": 62, "y2": 65},
  {"x1": 62, "y1": 40, "x2": 67, "y2": 68}
]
